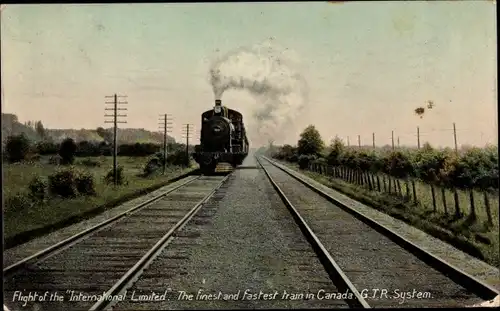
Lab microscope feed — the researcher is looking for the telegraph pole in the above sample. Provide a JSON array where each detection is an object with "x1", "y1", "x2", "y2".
[
  {"x1": 357, "y1": 135, "x2": 361, "y2": 148},
  {"x1": 417, "y1": 126, "x2": 421, "y2": 149},
  {"x1": 372, "y1": 132, "x2": 375, "y2": 149},
  {"x1": 391, "y1": 130, "x2": 395, "y2": 150},
  {"x1": 182, "y1": 124, "x2": 193, "y2": 167},
  {"x1": 397, "y1": 136, "x2": 400, "y2": 148},
  {"x1": 453, "y1": 122, "x2": 458, "y2": 153},
  {"x1": 104, "y1": 94, "x2": 127, "y2": 185},
  {"x1": 158, "y1": 114, "x2": 173, "y2": 175}
]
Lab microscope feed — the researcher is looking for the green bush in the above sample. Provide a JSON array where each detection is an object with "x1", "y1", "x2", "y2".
[
  {"x1": 385, "y1": 151, "x2": 414, "y2": 179},
  {"x1": 167, "y1": 149, "x2": 190, "y2": 167},
  {"x1": 154, "y1": 152, "x2": 165, "y2": 163},
  {"x1": 104, "y1": 166, "x2": 126, "y2": 185},
  {"x1": 288, "y1": 153, "x2": 299, "y2": 163},
  {"x1": 143, "y1": 158, "x2": 161, "y2": 177},
  {"x1": 274, "y1": 137, "x2": 498, "y2": 191},
  {"x1": 5, "y1": 192, "x2": 34, "y2": 211},
  {"x1": 48, "y1": 155, "x2": 63, "y2": 165},
  {"x1": 298, "y1": 154, "x2": 316, "y2": 170},
  {"x1": 79, "y1": 158, "x2": 101, "y2": 167},
  {"x1": 75, "y1": 140, "x2": 102, "y2": 157},
  {"x1": 36, "y1": 141, "x2": 59, "y2": 155},
  {"x1": 326, "y1": 137, "x2": 344, "y2": 166},
  {"x1": 59, "y1": 138, "x2": 77, "y2": 165},
  {"x1": 5, "y1": 134, "x2": 30, "y2": 163},
  {"x1": 118, "y1": 142, "x2": 160, "y2": 156},
  {"x1": 26, "y1": 153, "x2": 42, "y2": 162},
  {"x1": 28, "y1": 176, "x2": 47, "y2": 201},
  {"x1": 48, "y1": 169, "x2": 77, "y2": 198},
  {"x1": 75, "y1": 171, "x2": 96, "y2": 195}
]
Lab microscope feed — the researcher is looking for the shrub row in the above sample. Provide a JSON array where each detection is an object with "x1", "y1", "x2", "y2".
[
  {"x1": 47, "y1": 169, "x2": 97, "y2": 198},
  {"x1": 5, "y1": 165, "x2": 129, "y2": 212},
  {"x1": 31, "y1": 169, "x2": 97, "y2": 199},
  {"x1": 142, "y1": 150, "x2": 193, "y2": 176},
  {"x1": 3, "y1": 134, "x2": 194, "y2": 163},
  {"x1": 37, "y1": 140, "x2": 164, "y2": 157},
  {"x1": 272, "y1": 141, "x2": 498, "y2": 191}
]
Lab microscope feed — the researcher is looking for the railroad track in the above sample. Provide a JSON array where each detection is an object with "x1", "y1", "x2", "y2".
[
  {"x1": 107, "y1": 155, "x2": 353, "y2": 310},
  {"x1": 256, "y1": 155, "x2": 499, "y2": 308},
  {"x1": 4, "y1": 155, "x2": 498, "y2": 310},
  {"x1": 3, "y1": 174, "x2": 232, "y2": 311}
]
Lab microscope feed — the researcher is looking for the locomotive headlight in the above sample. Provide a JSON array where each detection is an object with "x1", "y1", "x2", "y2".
[{"x1": 214, "y1": 106, "x2": 221, "y2": 113}]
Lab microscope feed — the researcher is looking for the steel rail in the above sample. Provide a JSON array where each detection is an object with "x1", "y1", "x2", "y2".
[
  {"x1": 89, "y1": 173, "x2": 232, "y2": 311},
  {"x1": 256, "y1": 156, "x2": 370, "y2": 309},
  {"x1": 261, "y1": 155, "x2": 500, "y2": 301},
  {"x1": 3, "y1": 176, "x2": 201, "y2": 276}
]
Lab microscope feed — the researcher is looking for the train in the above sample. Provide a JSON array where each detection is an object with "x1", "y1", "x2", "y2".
[{"x1": 193, "y1": 99, "x2": 249, "y2": 173}]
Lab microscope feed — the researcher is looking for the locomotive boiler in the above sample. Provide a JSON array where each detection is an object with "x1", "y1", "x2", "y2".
[{"x1": 193, "y1": 99, "x2": 249, "y2": 173}]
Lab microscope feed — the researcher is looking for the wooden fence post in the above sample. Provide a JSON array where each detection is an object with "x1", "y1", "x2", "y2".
[
  {"x1": 430, "y1": 184, "x2": 437, "y2": 212},
  {"x1": 412, "y1": 180, "x2": 417, "y2": 204},
  {"x1": 453, "y1": 189, "x2": 461, "y2": 217},
  {"x1": 396, "y1": 179, "x2": 402, "y2": 197},
  {"x1": 468, "y1": 189, "x2": 476, "y2": 220},
  {"x1": 441, "y1": 187, "x2": 448, "y2": 215},
  {"x1": 484, "y1": 191, "x2": 493, "y2": 226},
  {"x1": 405, "y1": 180, "x2": 411, "y2": 201}
]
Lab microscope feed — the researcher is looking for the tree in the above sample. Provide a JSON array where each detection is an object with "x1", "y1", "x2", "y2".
[
  {"x1": 36, "y1": 141, "x2": 59, "y2": 155},
  {"x1": 326, "y1": 136, "x2": 345, "y2": 166},
  {"x1": 59, "y1": 138, "x2": 77, "y2": 165},
  {"x1": 35, "y1": 121, "x2": 46, "y2": 139},
  {"x1": 297, "y1": 125, "x2": 324, "y2": 156},
  {"x1": 280, "y1": 144, "x2": 295, "y2": 158},
  {"x1": 24, "y1": 121, "x2": 35, "y2": 129},
  {"x1": 5, "y1": 134, "x2": 30, "y2": 163},
  {"x1": 96, "y1": 127, "x2": 112, "y2": 143},
  {"x1": 385, "y1": 151, "x2": 414, "y2": 179}
]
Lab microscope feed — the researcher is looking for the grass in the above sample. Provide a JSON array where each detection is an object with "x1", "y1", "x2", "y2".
[
  {"x1": 279, "y1": 160, "x2": 500, "y2": 267},
  {"x1": 367, "y1": 171, "x2": 499, "y2": 231},
  {"x1": 2, "y1": 156, "x2": 197, "y2": 248}
]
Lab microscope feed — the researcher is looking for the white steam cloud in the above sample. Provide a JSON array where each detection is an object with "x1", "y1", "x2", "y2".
[{"x1": 208, "y1": 40, "x2": 309, "y2": 146}]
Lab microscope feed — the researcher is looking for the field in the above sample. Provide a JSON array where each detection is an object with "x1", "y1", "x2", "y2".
[{"x1": 3, "y1": 156, "x2": 196, "y2": 247}]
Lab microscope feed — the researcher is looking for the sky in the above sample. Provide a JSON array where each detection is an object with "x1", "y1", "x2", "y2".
[{"x1": 1, "y1": 1, "x2": 497, "y2": 147}]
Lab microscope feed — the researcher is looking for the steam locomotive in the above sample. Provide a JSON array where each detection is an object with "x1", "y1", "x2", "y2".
[{"x1": 193, "y1": 99, "x2": 249, "y2": 173}]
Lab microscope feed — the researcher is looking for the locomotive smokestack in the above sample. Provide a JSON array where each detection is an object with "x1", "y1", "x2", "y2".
[{"x1": 215, "y1": 99, "x2": 222, "y2": 106}]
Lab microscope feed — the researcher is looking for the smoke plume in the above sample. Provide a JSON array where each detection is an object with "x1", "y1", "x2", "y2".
[{"x1": 208, "y1": 40, "x2": 309, "y2": 146}]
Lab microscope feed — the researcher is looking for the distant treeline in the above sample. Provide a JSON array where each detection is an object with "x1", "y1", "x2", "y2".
[
  {"x1": 35, "y1": 140, "x2": 167, "y2": 157},
  {"x1": 3, "y1": 133, "x2": 194, "y2": 161}
]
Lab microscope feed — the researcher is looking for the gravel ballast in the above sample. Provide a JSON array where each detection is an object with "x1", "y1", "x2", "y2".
[
  {"x1": 111, "y1": 155, "x2": 349, "y2": 310},
  {"x1": 260, "y1": 158, "x2": 486, "y2": 308},
  {"x1": 269, "y1": 157, "x2": 499, "y2": 291}
]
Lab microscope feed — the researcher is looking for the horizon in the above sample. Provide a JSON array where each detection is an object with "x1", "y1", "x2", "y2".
[
  {"x1": 4, "y1": 113, "x2": 497, "y2": 150},
  {"x1": 1, "y1": 2, "x2": 497, "y2": 148}
]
